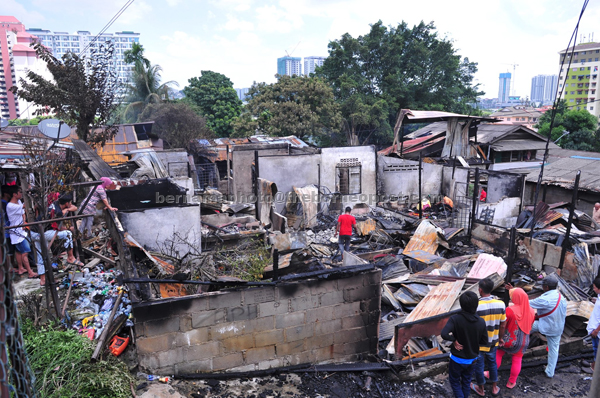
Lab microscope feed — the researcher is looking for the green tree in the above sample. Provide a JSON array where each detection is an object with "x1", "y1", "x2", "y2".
[
  {"x1": 535, "y1": 100, "x2": 600, "y2": 151},
  {"x1": 10, "y1": 42, "x2": 119, "y2": 146},
  {"x1": 316, "y1": 20, "x2": 483, "y2": 146},
  {"x1": 122, "y1": 44, "x2": 178, "y2": 122},
  {"x1": 232, "y1": 75, "x2": 343, "y2": 145},
  {"x1": 183, "y1": 71, "x2": 242, "y2": 137},
  {"x1": 138, "y1": 102, "x2": 212, "y2": 152}
]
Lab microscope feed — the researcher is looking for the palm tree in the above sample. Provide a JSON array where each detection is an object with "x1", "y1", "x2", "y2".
[{"x1": 121, "y1": 44, "x2": 178, "y2": 122}]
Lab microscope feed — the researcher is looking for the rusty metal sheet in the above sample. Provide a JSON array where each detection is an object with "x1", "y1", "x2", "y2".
[
  {"x1": 356, "y1": 219, "x2": 377, "y2": 236},
  {"x1": 159, "y1": 283, "x2": 187, "y2": 298},
  {"x1": 403, "y1": 279, "x2": 465, "y2": 323},
  {"x1": 403, "y1": 250, "x2": 446, "y2": 265},
  {"x1": 124, "y1": 233, "x2": 174, "y2": 274},
  {"x1": 404, "y1": 219, "x2": 447, "y2": 255},
  {"x1": 394, "y1": 311, "x2": 459, "y2": 358},
  {"x1": 466, "y1": 253, "x2": 507, "y2": 279},
  {"x1": 535, "y1": 210, "x2": 564, "y2": 229}
]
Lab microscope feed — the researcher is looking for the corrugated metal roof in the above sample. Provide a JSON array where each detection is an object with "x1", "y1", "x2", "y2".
[
  {"x1": 403, "y1": 279, "x2": 465, "y2": 323},
  {"x1": 525, "y1": 157, "x2": 600, "y2": 192},
  {"x1": 404, "y1": 220, "x2": 446, "y2": 255},
  {"x1": 467, "y1": 253, "x2": 507, "y2": 279},
  {"x1": 491, "y1": 139, "x2": 558, "y2": 152}
]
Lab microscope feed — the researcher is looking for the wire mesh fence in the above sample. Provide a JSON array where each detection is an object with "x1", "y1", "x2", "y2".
[
  {"x1": 1, "y1": 209, "x2": 37, "y2": 397},
  {"x1": 196, "y1": 163, "x2": 219, "y2": 190}
]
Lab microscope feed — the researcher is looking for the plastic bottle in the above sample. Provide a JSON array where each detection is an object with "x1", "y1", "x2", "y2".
[{"x1": 147, "y1": 375, "x2": 160, "y2": 381}]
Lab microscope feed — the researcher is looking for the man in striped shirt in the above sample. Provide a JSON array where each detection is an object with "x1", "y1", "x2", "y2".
[{"x1": 471, "y1": 277, "x2": 506, "y2": 397}]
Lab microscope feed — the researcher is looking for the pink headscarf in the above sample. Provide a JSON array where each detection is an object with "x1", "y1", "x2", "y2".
[
  {"x1": 100, "y1": 177, "x2": 113, "y2": 188},
  {"x1": 509, "y1": 288, "x2": 535, "y2": 334}
]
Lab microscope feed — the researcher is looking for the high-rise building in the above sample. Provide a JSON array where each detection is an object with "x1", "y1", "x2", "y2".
[
  {"x1": 530, "y1": 75, "x2": 558, "y2": 105},
  {"x1": 277, "y1": 56, "x2": 302, "y2": 77},
  {"x1": 498, "y1": 72, "x2": 512, "y2": 103},
  {"x1": 558, "y1": 42, "x2": 600, "y2": 119},
  {"x1": 235, "y1": 88, "x2": 249, "y2": 102},
  {"x1": 25, "y1": 28, "x2": 140, "y2": 87},
  {"x1": 304, "y1": 56, "x2": 326, "y2": 76}
]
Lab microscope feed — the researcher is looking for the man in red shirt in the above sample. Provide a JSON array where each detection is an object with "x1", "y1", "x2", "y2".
[{"x1": 335, "y1": 206, "x2": 356, "y2": 257}]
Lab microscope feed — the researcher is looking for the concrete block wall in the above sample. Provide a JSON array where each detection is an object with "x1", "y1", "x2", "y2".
[{"x1": 133, "y1": 269, "x2": 382, "y2": 375}]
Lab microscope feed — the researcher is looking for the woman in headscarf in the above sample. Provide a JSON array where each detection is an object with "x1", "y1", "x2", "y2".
[
  {"x1": 79, "y1": 177, "x2": 118, "y2": 239},
  {"x1": 496, "y1": 287, "x2": 535, "y2": 389}
]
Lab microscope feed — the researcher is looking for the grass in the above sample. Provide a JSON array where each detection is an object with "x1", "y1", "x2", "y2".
[{"x1": 22, "y1": 320, "x2": 133, "y2": 398}]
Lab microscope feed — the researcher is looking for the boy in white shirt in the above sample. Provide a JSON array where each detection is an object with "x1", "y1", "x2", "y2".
[
  {"x1": 585, "y1": 277, "x2": 600, "y2": 373},
  {"x1": 6, "y1": 186, "x2": 37, "y2": 278}
]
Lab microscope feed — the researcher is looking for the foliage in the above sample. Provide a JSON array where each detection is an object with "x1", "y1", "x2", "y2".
[
  {"x1": 232, "y1": 75, "x2": 343, "y2": 145},
  {"x1": 10, "y1": 42, "x2": 119, "y2": 146},
  {"x1": 214, "y1": 241, "x2": 271, "y2": 281},
  {"x1": 138, "y1": 101, "x2": 212, "y2": 152},
  {"x1": 535, "y1": 100, "x2": 600, "y2": 151},
  {"x1": 316, "y1": 20, "x2": 483, "y2": 146},
  {"x1": 8, "y1": 115, "x2": 53, "y2": 126},
  {"x1": 183, "y1": 71, "x2": 242, "y2": 137},
  {"x1": 22, "y1": 321, "x2": 133, "y2": 398},
  {"x1": 121, "y1": 44, "x2": 178, "y2": 123}
]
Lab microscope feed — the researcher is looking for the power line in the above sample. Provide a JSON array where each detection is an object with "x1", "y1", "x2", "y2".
[{"x1": 9, "y1": 0, "x2": 136, "y2": 121}]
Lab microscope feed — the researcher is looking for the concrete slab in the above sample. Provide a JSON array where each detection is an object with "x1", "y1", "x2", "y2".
[
  {"x1": 138, "y1": 383, "x2": 185, "y2": 398},
  {"x1": 13, "y1": 277, "x2": 43, "y2": 298}
]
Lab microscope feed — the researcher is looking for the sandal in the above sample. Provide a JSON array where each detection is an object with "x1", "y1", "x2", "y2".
[
  {"x1": 67, "y1": 260, "x2": 84, "y2": 268},
  {"x1": 470, "y1": 383, "x2": 485, "y2": 397},
  {"x1": 506, "y1": 381, "x2": 516, "y2": 389},
  {"x1": 28, "y1": 273, "x2": 39, "y2": 278},
  {"x1": 492, "y1": 385, "x2": 501, "y2": 396}
]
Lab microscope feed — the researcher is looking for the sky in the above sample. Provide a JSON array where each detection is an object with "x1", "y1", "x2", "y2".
[{"x1": 5, "y1": 0, "x2": 600, "y2": 100}]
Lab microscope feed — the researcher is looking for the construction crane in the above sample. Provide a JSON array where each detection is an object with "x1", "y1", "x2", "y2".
[
  {"x1": 501, "y1": 63, "x2": 519, "y2": 96},
  {"x1": 285, "y1": 41, "x2": 301, "y2": 57}
]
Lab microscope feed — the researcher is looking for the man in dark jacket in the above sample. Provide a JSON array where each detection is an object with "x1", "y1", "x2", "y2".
[{"x1": 441, "y1": 291, "x2": 488, "y2": 398}]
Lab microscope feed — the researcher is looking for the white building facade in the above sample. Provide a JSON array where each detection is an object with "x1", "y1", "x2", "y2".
[{"x1": 304, "y1": 56, "x2": 326, "y2": 76}]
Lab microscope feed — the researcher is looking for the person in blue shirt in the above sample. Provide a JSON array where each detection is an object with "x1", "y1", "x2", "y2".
[{"x1": 527, "y1": 275, "x2": 566, "y2": 378}]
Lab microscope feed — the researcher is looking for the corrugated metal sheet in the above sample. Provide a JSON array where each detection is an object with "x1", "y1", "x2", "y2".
[
  {"x1": 403, "y1": 279, "x2": 465, "y2": 323},
  {"x1": 491, "y1": 139, "x2": 556, "y2": 152},
  {"x1": 466, "y1": 253, "x2": 507, "y2": 279},
  {"x1": 403, "y1": 220, "x2": 446, "y2": 255}
]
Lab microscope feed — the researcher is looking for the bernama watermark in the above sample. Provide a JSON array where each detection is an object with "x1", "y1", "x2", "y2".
[{"x1": 155, "y1": 192, "x2": 445, "y2": 205}]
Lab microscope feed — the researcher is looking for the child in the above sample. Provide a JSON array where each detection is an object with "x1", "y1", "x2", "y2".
[
  {"x1": 6, "y1": 186, "x2": 37, "y2": 278},
  {"x1": 441, "y1": 291, "x2": 488, "y2": 398},
  {"x1": 585, "y1": 277, "x2": 600, "y2": 373}
]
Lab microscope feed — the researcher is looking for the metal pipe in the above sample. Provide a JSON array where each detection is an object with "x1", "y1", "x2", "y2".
[
  {"x1": 469, "y1": 168, "x2": 480, "y2": 239},
  {"x1": 559, "y1": 170, "x2": 581, "y2": 270},
  {"x1": 503, "y1": 227, "x2": 517, "y2": 306},
  {"x1": 226, "y1": 144, "x2": 230, "y2": 198},
  {"x1": 418, "y1": 153, "x2": 422, "y2": 219},
  {"x1": 272, "y1": 249, "x2": 279, "y2": 282},
  {"x1": 254, "y1": 150, "x2": 259, "y2": 220}
]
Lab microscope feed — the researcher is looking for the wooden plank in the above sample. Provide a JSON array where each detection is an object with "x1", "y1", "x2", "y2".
[{"x1": 83, "y1": 247, "x2": 117, "y2": 266}]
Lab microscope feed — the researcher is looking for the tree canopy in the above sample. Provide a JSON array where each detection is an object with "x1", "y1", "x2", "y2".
[
  {"x1": 10, "y1": 42, "x2": 119, "y2": 146},
  {"x1": 316, "y1": 20, "x2": 483, "y2": 146},
  {"x1": 232, "y1": 75, "x2": 343, "y2": 145},
  {"x1": 183, "y1": 71, "x2": 242, "y2": 137},
  {"x1": 535, "y1": 100, "x2": 600, "y2": 151},
  {"x1": 138, "y1": 102, "x2": 212, "y2": 152}
]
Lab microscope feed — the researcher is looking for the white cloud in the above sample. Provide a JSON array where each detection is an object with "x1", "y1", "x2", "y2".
[
  {"x1": 212, "y1": 0, "x2": 254, "y2": 12},
  {"x1": 223, "y1": 15, "x2": 254, "y2": 31},
  {"x1": 166, "y1": 0, "x2": 182, "y2": 6},
  {"x1": 256, "y1": 5, "x2": 303, "y2": 33},
  {"x1": 4, "y1": 0, "x2": 45, "y2": 25}
]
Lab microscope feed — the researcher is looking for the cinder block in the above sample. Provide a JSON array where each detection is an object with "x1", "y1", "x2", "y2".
[
  {"x1": 320, "y1": 290, "x2": 345, "y2": 307},
  {"x1": 255, "y1": 329, "x2": 284, "y2": 347},
  {"x1": 210, "y1": 322, "x2": 247, "y2": 340},
  {"x1": 136, "y1": 333, "x2": 175, "y2": 354},
  {"x1": 245, "y1": 316, "x2": 275, "y2": 333},
  {"x1": 175, "y1": 359, "x2": 212, "y2": 374},
  {"x1": 170, "y1": 296, "x2": 209, "y2": 315},
  {"x1": 305, "y1": 333, "x2": 334, "y2": 349},
  {"x1": 155, "y1": 347, "x2": 185, "y2": 368},
  {"x1": 333, "y1": 339, "x2": 372, "y2": 355},
  {"x1": 343, "y1": 284, "x2": 380, "y2": 302},
  {"x1": 306, "y1": 306, "x2": 334, "y2": 323},
  {"x1": 222, "y1": 334, "x2": 255, "y2": 352},
  {"x1": 364, "y1": 269, "x2": 382, "y2": 285},
  {"x1": 185, "y1": 341, "x2": 220, "y2": 361},
  {"x1": 333, "y1": 327, "x2": 368, "y2": 345},
  {"x1": 213, "y1": 353, "x2": 245, "y2": 371},
  {"x1": 313, "y1": 345, "x2": 335, "y2": 362},
  {"x1": 208, "y1": 290, "x2": 243, "y2": 310},
  {"x1": 359, "y1": 298, "x2": 381, "y2": 313},
  {"x1": 226, "y1": 304, "x2": 258, "y2": 322},
  {"x1": 244, "y1": 287, "x2": 276, "y2": 304},
  {"x1": 258, "y1": 301, "x2": 289, "y2": 317},
  {"x1": 230, "y1": 364, "x2": 257, "y2": 372},
  {"x1": 290, "y1": 295, "x2": 319, "y2": 312},
  {"x1": 284, "y1": 324, "x2": 314, "y2": 342},
  {"x1": 245, "y1": 346, "x2": 276, "y2": 363},
  {"x1": 257, "y1": 358, "x2": 284, "y2": 370},
  {"x1": 133, "y1": 301, "x2": 171, "y2": 323},
  {"x1": 307, "y1": 279, "x2": 331, "y2": 296},
  {"x1": 174, "y1": 328, "x2": 209, "y2": 347},
  {"x1": 275, "y1": 312, "x2": 305, "y2": 329},
  {"x1": 341, "y1": 314, "x2": 367, "y2": 329},
  {"x1": 332, "y1": 302, "x2": 361, "y2": 319},
  {"x1": 144, "y1": 318, "x2": 180, "y2": 337},
  {"x1": 192, "y1": 309, "x2": 226, "y2": 328},
  {"x1": 180, "y1": 315, "x2": 192, "y2": 332},
  {"x1": 335, "y1": 274, "x2": 367, "y2": 291},
  {"x1": 276, "y1": 340, "x2": 305, "y2": 356},
  {"x1": 314, "y1": 319, "x2": 342, "y2": 336},
  {"x1": 277, "y1": 284, "x2": 310, "y2": 300},
  {"x1": 281, "y1": 351, "x2": 312, "y2": 366}
]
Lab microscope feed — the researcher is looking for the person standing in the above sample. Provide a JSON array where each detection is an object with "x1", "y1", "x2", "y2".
[
  {"x1": 79, "y1": 177, "x2": 117, "y2": 239},
  {"x1": 471, "y1": 278, "x2": 506, "y2": 397},
  {"x1": 528, "y1": 275, "x2": 567, "y2": 378},
  {"x1": 335, "y1": 206, "x2": 356, "y2": 257},
  {"x1": 496, "y1": 287, "x2": 535, "y2": 389},
  {"x1": 441, "y1": 291, "x2": 488, "y2": 398},
  {"x1": 6, "y1": 186, "x2": 37, "y2": 278},
  {"x1": 583, "y1": 277, "x2": 600, "y2": 373},
  {"x1": 593, "y1": 203, "x2": 600, "y2": 225}
]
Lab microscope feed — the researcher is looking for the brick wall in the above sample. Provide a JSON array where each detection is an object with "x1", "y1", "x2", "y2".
[{"x1": 133, "y1": 269, "x2": 381, "y2": 374}]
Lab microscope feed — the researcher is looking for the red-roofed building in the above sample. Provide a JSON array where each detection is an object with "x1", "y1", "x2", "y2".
[{"x1": 0, "y1": 16, "x2": 49, "y2": 120}]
